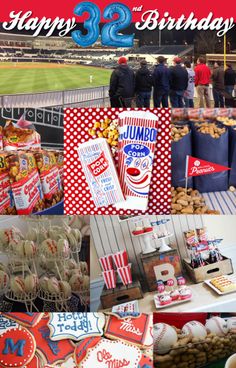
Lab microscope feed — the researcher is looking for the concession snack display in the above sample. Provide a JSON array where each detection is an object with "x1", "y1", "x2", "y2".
[
  {"x1": 0, "y1": 215, "x2": 90, "y2": 312},
  {"x1": 64, "y1": 107, "x2": 171, "y2": 215},
  {"x1": 91, "y1": 215, "x2": 236, "y2": 314},
  {"x1": 154, "y1": 312, "x2": 236, "y2": 368},
  {"x1": 0, "y1": 111, "x2": 64, "y2": 215},
  {"x1": 0, "y1": 312, "x2": 153, "y2": 368},
  {"x1": 171, "y1": 108, "x2": 236, "y2": 215}
]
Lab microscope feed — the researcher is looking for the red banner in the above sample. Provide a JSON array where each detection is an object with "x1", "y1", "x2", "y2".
[
  {"x1": 186, "y1": 156, "x2": 230, "y2": 177},
  {"x1": 0, "y1": 0, "x2": 235, "y2": 22}
]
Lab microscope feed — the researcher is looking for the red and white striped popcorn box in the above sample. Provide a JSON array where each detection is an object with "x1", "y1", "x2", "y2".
[
  {"x1": 115, "y1": 110, "x2": 158, "y2": 211},
  {"x1": 112, "y1": 250, "x2": 128, "y2": 269},
  {"x1": 99, "y1": 254, "x2": 114, "y2": 271},
  {"x1": 117, "y1": 264, "x2": 132, "y2": 286},
  {"x1": 78, "y1": 138, "x2": 124, "y2": 208},
  {"x1": 102, "y1": 270, "x2": 116, "y2": 289}
]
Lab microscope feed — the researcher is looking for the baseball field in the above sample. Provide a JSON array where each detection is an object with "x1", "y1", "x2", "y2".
[{"x1": 0, "y1": 62, "x2": 112, "y2": 94}]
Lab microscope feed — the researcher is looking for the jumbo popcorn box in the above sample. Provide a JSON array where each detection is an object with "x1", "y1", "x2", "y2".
[{"x1": 115, "y1": 110, "x2": 158, "y2": 211}]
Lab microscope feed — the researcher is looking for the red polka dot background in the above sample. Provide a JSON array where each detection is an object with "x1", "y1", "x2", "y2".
[{"x1": 64, "y1": 108, "x2": 171, "y2": 215}]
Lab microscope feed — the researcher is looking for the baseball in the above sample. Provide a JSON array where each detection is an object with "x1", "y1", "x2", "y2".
[
  {"x1": 66, "y1": 259, "x2": 78, "y2": 269},
  {"x1": 42, "y1": 239, "x2": 58, "y2": 256},
  {"x1": 205, "y1": 316, "x2": 228, "y2": 336},
  {"x1": 10, "y1": 276, "x2": 25, "y2": 294},
  {"x1": 58, "y1": 280, "x2": 72, "y2": 298},
  {"x1": 182, "y1": 321, "x2": 207, "y2": 339},
  {"x1": 25, "y1": 228, "x2": 38, "y2": 242},
  {"x1": 227, "y1": 317, "x2": 236, "y2": 332},
  {"x1": 80, "y1": 261, "x2": 88, "y2": 275},
  {"x1": 82, "y1": 275, "x2": 90, "y2": 290},
  {"x1": 153, "y1": 323, "x2": 178, "y2": 354},
  {"x1": 39, "y1": 276, "x2": 49, "y2": 291},
  {"x1": 57, "y1": 238, "x2": 70, "y2": 256},
  {"x1": 23, "y1": 240, "x2": 37, "y2": 257},
  {"x1": 47, "y1": 277, "x2": 60, "y2": 294},
  {"x1": 69, "y1": 274, "x2": 84, "y2": 291},
  {"x1": 0, "y1": 270, "x2": 9, "y2": 289},
  {"x1": 24, "y1": 274, "x2": 38, "y2": 293}
]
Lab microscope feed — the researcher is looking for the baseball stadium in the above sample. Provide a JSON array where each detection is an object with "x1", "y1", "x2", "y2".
[{"x1": 0, "y1": 28, "x2": 235, "y2": 107}]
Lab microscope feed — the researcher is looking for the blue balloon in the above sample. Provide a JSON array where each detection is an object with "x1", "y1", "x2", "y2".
[
  {"x1": 72, "y1": 2, "x2": 100, "y2": 47},
  {"x1": 102, "y1": 3, "x2": 134, "y2": 47}
]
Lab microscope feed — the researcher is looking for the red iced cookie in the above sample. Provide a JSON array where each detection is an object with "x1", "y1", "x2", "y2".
[
  {"x1": 25, "y1": 353, "x2": 42, "y2": 368},
  {"x1": 0, "y1": 327, "x2": 36, "y2": 367},
  {"x1": 2, "y1": 313, "x2": 44, "y2": 327},
  {"x1": 28, "y1": 317, "x2": 75, "y2": 366},
  {"x1": 104, "y1": 314, "x2": 153, "y2": 348},
  {"x1": 74, "y1": 337, "x2": 102, "y2": 366}
]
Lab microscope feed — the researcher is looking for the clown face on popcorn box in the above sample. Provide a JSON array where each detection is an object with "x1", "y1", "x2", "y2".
[{"x1": 115, "y1": 110, "x2": 159, "y2": 211}]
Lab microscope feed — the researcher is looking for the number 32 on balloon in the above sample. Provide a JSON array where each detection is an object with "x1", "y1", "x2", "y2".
[{"x1": 72, "y1": 2, "x2": 134, "y2": 47}]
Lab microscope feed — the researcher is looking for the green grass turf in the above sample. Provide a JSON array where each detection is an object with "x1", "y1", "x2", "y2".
[{"x1": 0, "y1": 63, "x2": 112, "y2": 94}]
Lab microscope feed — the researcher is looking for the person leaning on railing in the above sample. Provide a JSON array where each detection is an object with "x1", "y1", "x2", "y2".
[
  {"x1": 109, "y1": 57, "x2": 135, "y2": 108},
  {"x1": 194, "y1": 56, "x2": 211, "y2": 108}
]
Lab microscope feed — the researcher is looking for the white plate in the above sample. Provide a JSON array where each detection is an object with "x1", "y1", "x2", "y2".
[
  {"x1": 204, "y1": 275, "x2": 236, "y2": 295},
  {"x1": 154, "y1": 295, "x2": 192, "y2": 309}
]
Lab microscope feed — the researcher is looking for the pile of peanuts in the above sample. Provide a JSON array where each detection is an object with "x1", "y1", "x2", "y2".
[
  {"x1": 171, "y1": 125, "x2": 190, "y2": 142},
  {"x1": 171, "y1": 187, "x2": 220, "y2": 214},
  {"x1": 89, "y1": 118, "x2": 119, "y2": 153},
  {"x1": 217, "y1": 117, "x2": 236, "y2": 126},
  {"x1": 195, "y1": 122, "x2": 226, "y2": 139},
  {"x1": 155, "y1": 332, "x2": 236, "y2": 368}
]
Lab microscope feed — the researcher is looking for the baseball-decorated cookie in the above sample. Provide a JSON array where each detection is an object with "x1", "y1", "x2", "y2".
[
  {"x1": 48, "y1": 313, "x2": 105, "y2": 341},
  {"x1": 74, "y1": 337, "x2": 102, "y2": 366},
  {"x1": 0, "y1": 327, "x2": 36, "y2": 367},
  {"x1": 80, "y1": 338, "x2": 142, "y2": 368},
  {"x1": 28, "y1": 317, "x2": 75, "y2": 366},
  {"x1": 0, "y1": 316, "x2": 18, "y2": 332},
  {"x1": 2, "y1": 313, "x2": 44, "y2": 328},
  {"x1": 104, "y1": 314, "x2": 153, "y2": 348}
]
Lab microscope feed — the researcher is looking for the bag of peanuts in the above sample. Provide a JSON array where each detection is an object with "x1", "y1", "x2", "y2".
[
  {"x1": 5, "y1": 151, "x2": 45, "y2": 214},
  {"x1": 3, "y1": 121, "x2": 41, "y2": 151},
  {"x1": 228, "y1": 126, "x2": 236, "y2": 186},
  {"x1": 34, "y1": 150, "x2": 63, "y2": 208},
  {"x1": 0, "y1": 127, "x2": 3, "y2": 150},
  {"x1": 171, "y1": 123, "x2": 193, "y2": 188},
  {"x1": 192, "y1": 122, "x2": 229, "y2": 192},
  {"x1": 0, "y1": 152, "x2": 17, "y2": 215}
]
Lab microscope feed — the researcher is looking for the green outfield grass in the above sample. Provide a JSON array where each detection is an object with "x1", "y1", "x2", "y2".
[{"x1": 0, "y1": 62, "x2": 112, "y2": 94}]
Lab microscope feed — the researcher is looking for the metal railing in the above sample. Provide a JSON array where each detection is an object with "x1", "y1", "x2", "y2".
[{"x1": 0, "y1": 85, "x2": 110, "y2": 108}]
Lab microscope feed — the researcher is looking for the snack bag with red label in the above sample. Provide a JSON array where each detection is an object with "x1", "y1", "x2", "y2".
[
  {"x1": 5, "y1": 151, "x2": 45, "y2": 214},
  {"x1": 3, "y1": 121, "x2": 41, "y2": 151},
  {"x1": 54, "y1": 150, "x2": 64, "y2": 188},
  {"x1": 34, "y1": 150, "x2": 63, "y2": 207},
  {"x1": 0, "y1": 151, "x2": 16, "y2": 215},
  {"x1": 0, "y1": 127, "x2": 3, "y2": 150}
]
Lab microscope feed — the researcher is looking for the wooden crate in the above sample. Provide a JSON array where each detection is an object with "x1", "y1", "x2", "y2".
[
  {"x1": 100, "y1": 281, "x2": 143, "y2": 309},
  {"x1": 140, "y1": 249, "x2": 182, "y2": 292},
  {"x1": 183, "y1": 256, "x2": 233, "y2": 283}
]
